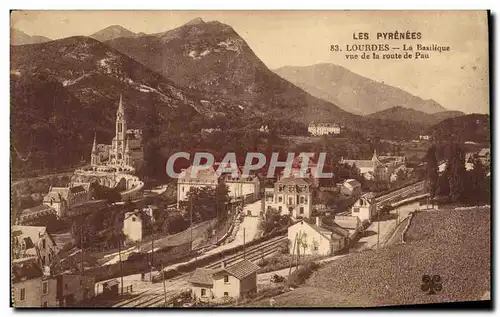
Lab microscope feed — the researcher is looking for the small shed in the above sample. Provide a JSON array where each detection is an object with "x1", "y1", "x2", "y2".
[{"x1": 102, "y1": 279, "x2": 119, "y2": 298}]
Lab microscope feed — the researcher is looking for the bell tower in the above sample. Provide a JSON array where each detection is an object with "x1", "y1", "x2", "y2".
[
  {"x1": 115, "y1": 94, "x2": 127, "y2": 163},
  {"x1": 91, "y1": 132, "x2": 99, "y2": 166}
]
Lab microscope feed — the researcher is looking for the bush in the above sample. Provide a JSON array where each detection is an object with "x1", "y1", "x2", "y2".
[{"x1": 287, "y1": 261, "x2": 320, "y2": 288}]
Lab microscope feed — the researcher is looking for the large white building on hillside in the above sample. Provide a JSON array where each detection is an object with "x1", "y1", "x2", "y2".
[{"x1": 308, "y1": 122, "x2": 341, "y2": 136}]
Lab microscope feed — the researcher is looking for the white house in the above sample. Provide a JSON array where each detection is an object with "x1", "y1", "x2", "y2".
[
  {"x1": 351, "y1": 192, "x2": 377, "y2": 222},
  {"x1": 287, "y1": 218, "x2": 348, "y2": 256},
  {"x1": 339, "y1": 179, "x2": 362, "y2": 197},
  {"x1": 177, "y1": 166, "x2": 219, "y2": 207},
  {"x1": 177, "y1": 164, "x2": 260, "y2": 208},
  {"x1": 12, "y1": 225, "x2": 59, "y2": 268},
  {"x1": 264, "y1": 177, "x2": 313, "y2": 219},
  {"x1": 123, "y1": 211, "x2": 143, "y2": 242},
  {"x1": 188, "y1": 260, "x2": 260, "y2": 302}
]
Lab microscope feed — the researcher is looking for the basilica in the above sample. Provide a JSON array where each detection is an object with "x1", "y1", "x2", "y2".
[{"x1": 90, "y1": 95, "x2": 144, "y2": 171}]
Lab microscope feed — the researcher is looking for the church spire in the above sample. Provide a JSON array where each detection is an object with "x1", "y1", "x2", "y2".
[
  {"x1": 92, "y1": 132, "x2": 97, "y2": 153},
  {"x1": 117, "y1": 94, "x2": 124, "y2": 117}
]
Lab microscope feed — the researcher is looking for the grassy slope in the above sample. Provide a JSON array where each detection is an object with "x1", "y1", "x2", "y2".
[{"x1": 251, "y1": 207, "x2": 490, "y2": 307}]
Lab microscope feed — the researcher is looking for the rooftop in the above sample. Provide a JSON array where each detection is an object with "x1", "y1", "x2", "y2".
[
  {"x1": 223, "y1": 260, "x2": 261, "y2": 280},
  {"x1": 12, "y1": 257, "x2": 43, "y2": 283}
]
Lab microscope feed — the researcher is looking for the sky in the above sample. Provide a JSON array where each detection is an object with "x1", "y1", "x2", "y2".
[{"x1": 11, "y1": 10, "x2": 490, "y2": 114}]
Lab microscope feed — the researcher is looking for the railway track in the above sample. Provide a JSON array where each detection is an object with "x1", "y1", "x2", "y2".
[
  {"x1": 111, "y1": 234, "x2": 287, "y2": 308},
  {"x1": 205, "y1": 235, "x2": 287, "y2": 269},
  {"x1": 376, "y1": 181, "x2": 425, "y2": 206}
]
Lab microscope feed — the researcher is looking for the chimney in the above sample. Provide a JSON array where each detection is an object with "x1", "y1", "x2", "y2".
[{"x1": 316, "y1": 216, "x2": 321, "y2": 227}]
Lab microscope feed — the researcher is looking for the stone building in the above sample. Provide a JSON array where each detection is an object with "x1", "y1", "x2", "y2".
[
  {"x1": 264, "y1": 176, "x2": 313, "y2": 219},
  {"x1": 90, "y1": 95, "x2": 144, "y2": 170},
  {"x1": 308, "y1": 122, "x2": 341, "y2": 136}
]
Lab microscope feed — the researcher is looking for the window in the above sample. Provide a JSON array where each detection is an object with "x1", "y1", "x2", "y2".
[
  {"x1": 360, "y1": 199, "x2": 364, "y2": 206},
  {"x1": 42, "y1": 281, "x2": 48, "y2": 295},
  {"x1": 299, "y1": 207, "x2": 304, "y2": 214},
  {"x1": 288, "y1": 185, "x2": 295, "y2": 192},
  {"x1": 201, "y1": 288, "x2": 206, "y2": 297},
  {"x1": 278, "y1": 196, "x2": 283, "y2": 203},
  {"x1": 300, "y1": 196, "x2": 305, "y2": 204},
  {"x1": 118, "y1": 123, "x2": 122, "y2": 133},
  {"x1": 278, "y1": 206, "x2": 282, "y2": 213},
  {"x1": 224, "y1": 292, "x2": 229, "y2": 297},
  {"x1": 48, "y1": 253, "x2": 52, "y2": 262},
  {"x1": 65, "y1": 283, "x2": 68, "y2": 290},
  {"x1": 224, "y1": 275, "x2": 229, "y2": 284},
  {"x1": 182, "y1": 186, "x2": 184, "y2": 193},
  {"x1": 288, "y1": 197, "x2": 293, "y2": 205},
  {"x1": 42, "y1": 239, "x2": 46, "y2": 249},
  {"x1": 20, "y1": 288, "x2": 25, "y2": 301},
  {"x1": 132, "y1": 217, "x2": 136, "y2": 222}
]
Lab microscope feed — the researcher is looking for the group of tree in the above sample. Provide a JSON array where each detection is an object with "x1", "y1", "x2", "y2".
[
  {"x1": 179, "y1": 183, "x2": 231, "y2": 222},
  {"x1": 426, "y1": 143, "x2": 490, "y2": 204}
]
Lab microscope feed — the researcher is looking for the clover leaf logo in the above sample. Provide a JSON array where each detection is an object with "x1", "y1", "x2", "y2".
[{"x1": 421, "y1": 274, "x2": 442, "y2": 295}]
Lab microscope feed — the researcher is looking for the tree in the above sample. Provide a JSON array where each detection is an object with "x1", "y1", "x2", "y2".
[
  {"x1": 181, "y1": 183, "x2": 230, "y2": 222},
  {"x1": 298, "y1": 232, "x2": 308, "y2": 255},
  {"x1": 461, "y1": 158, "x2": 489, "y2": 204},
  {"x1": 447, "y1": 143, "x2": 466, "y2": 201},
  {"x1": 426, "y1": 145, "x2": 439, "y2": 198}
]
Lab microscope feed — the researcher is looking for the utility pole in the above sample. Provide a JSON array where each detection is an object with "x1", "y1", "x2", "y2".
[
  {"x1": 289, "y1": 233, "x2": 298, "y2": 275},
  {"x1": 190, "y1": 197, "x2": 193, "y2": 254},
  {"x1": 377, "y1": 210, "x2": 380, "y2": 250},
  {"x1": 243, "y1": 228, "x2": 246, "y2": 260},
  {"x1": 296, "y1": 233, "x2": 300, "y2": 270},
  {"x1": 118, "y1": 237, "x2": 124, "y2": 295},
  {"x1": 215, "y1": 196, "x2": 219, "y2": 243},
  {"x1": 80, "y1": 225, "x2": 84, "y2": 273},
  {"x1": 161, "y1": 261, "x2": 167, "y2": 306},
  {"x1": 150, "y1": 233, "x2": 154, "y2": 282}
]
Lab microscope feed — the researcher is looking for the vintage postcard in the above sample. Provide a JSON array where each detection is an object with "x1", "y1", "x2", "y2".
[{"x1": 10, "y1": 10, "x2": 491, "y2": 308}]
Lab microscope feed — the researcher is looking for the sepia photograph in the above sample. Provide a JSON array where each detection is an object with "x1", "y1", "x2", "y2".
[{"x1": 9, "y1": 10, "x2": 491, "y2": 308}]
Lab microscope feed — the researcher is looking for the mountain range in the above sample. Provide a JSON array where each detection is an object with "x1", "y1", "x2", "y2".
[
  {"x1": 428, "y1": 114, "x2": 490, "y2": 143},
  {"x1": 104, "y1": 18, "x2": 362, "y2": 125},
  {"x1": 274, "y1": 64, "x2": 448, "y2": 115},
  {"x1": 10, "y1": 35, "x2": 224, "y2": 174},
  {"x1": 90, "y1": 25, "x2": 139, "y2": 42},
  {"x1": 368, "y1": 106, "x2": 464, "y2": 126},
  {"x1": 11, "y1": 19, "x2": 473, "y2": 176},
  {"x1": 11, "y1": 28, "x2": 52, "y2": 45}
]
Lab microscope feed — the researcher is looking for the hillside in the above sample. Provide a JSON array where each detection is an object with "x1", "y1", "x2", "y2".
[
  {"x1": 249, "y1": 207, "x2": 490, "y2": 307},
  {"x1": 428, "y1": 114, "x2": 490, "y2": 143},
  {"x1": 11, "y1": 28, "x2": 51, "y2": 45},
  {"x1": 105, "y1": 19, "x2": 358, "y2": 125},
  {"x1": 274, "y1": 64, "x2": 448, "y2": 115},
  {"x1": 90, "y1": 25, "x2": 137, "y2": 42},
  {"x1": 368, "y1": 106, "x2": 464, "y2": 126},
  {"x1": 10, "y1": 36, "x2": 226, "y2": 176}
]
